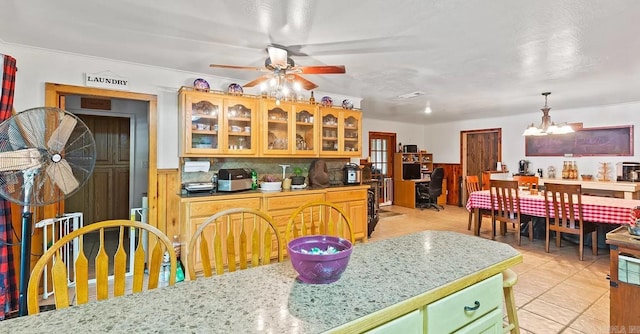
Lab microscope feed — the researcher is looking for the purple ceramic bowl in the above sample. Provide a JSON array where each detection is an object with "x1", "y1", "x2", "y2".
[{"x1": 287, "y1": 235, "x2": 353, "y2": 284}]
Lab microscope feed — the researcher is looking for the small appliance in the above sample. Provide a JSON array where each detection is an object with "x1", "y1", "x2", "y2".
[
  {"x1": 343, "y1": 163, "x2": 361, "y2": 185},
  {"x1": 185, "y1": 182, "x2": 215, "y2": 193},
  {"x1": 617, "y1": 162, "x2": 640, "y2": 182},
  {"x1": 518, "y1": 160, "x2": 530, "y2": 175},
  {"x1": 217, "y1": 168, "x2": 253, "y2": 191},
  {"x1": 403, "y1": 145, "x2": 418, "y2": 153}
]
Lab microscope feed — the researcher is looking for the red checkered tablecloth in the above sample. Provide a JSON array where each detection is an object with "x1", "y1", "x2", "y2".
[{"x1": 466, "y1": 190, "x2": 639, "y2": 225}]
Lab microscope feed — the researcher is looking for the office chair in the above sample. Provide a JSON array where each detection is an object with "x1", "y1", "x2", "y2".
[{"x1": 416, "y1": 167, "x2": 445, "y2": 211}]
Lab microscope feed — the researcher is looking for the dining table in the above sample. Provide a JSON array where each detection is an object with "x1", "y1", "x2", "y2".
[
  {"x1": 466, "y1": 189, "x2": 639, "y2": 236},
  {"x1": 0, "y1": 231, "x2": 521, "y2": 334}
]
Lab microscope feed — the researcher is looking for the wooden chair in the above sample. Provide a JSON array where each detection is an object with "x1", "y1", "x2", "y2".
[
  {"x1": 465, "y1": 175, "x2": 490, "y2": 230},
  {"x1": 27, "y1": 220, "x2": 176, "y2": 315},
  {"x1": 187, "y1": 208, "x2": 282, "y2": 280},
  {"x1": 488, "y1": 180, "x2": 532, "y2": 245},
  {"x1": 513, "y1": 175, "x2": 539, "y2": 191},
  {"x1": 286, "y1": 201, "x2": 355, "y2": 244},
  {"x1": 544, "y1": 183, "x2": 598, "y2": 261}
]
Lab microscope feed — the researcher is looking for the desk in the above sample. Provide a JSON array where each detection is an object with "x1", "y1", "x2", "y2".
[
  {"x1": 0, "y1": 231, "x2": 521, "y2": 333},
  {"x1": 393, "y1": 178, "x2": 447, "y2": 209},
  {"x1": 466, "y1": 190, "x2": 638, "y2": 236}
]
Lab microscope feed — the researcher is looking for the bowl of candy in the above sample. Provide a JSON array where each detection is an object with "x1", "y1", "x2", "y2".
[{"x1": 287, "y1": 235, "x2": 353, "y2": 284}]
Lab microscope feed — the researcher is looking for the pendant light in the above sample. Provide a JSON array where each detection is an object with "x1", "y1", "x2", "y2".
[{"x1": 522, "y1": 92, "x2": 574, "y2": 136}]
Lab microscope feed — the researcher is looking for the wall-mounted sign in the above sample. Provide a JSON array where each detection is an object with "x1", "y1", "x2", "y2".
[{"x1": 84, "y1": 71, "x2": 129, "y2": 91}]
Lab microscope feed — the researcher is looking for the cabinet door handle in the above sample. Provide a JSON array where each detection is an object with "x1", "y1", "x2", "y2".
[{"x1": 464, "y1": 301, "x2": 481, "y2": 312}]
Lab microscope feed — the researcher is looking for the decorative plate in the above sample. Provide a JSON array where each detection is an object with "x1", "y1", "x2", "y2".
[
  {"x1": 321, "y1": 96, "x2": 333, "y2": 107},
  {"x1": 194, "y1": 78, "x2": 210, "y2": 91},
  {"x1": 228, "y1": 83, "x2": 243, "y2": 95},
  {"x1": 342, "y1": 99, "x2": 353, "y2": 110}
]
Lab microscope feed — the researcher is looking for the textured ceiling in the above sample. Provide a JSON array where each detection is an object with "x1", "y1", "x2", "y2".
[{"x1": 1, "y1": 0, "x2": 640, "y2": 124}]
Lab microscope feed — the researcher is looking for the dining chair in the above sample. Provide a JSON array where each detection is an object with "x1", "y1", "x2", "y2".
[
  {"x1": 27, "y1": 219, "x2": 177, "y2": 315},
  {"x1": 186, "y1": 208, "x2": 282, "y2": 280},
  {"x1": 286, "y1": 201, "x2": 355, "y2": 244},
  {"x1": 488, "y1": 180, "x2": 532, "y2": 245},
  {"x1": 513, "y1": 175, "x2": 539, "y2": 191},
  {"x1": 544, "y1": 183, "x2": 598, "y2": 261},
  {"x1": 465, "y1": 175, "x2": 490, "y2": 231}
]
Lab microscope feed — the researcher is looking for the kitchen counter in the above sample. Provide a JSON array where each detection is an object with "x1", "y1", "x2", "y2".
[
  {"x1": 1, "y1": 231, "x2": 521, "y2": 333},
  {"x1": 179, "y1": 184, "x2": 370, "y2": 199},
  {"x1": 539, "y1": 178, "x2": 640, "y2": 199}
]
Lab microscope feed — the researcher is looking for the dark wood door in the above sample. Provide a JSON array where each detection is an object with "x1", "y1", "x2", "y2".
[
  {"x1": 66, "y1": 115, "x2": 130, "y2": 224},
  {"x1": 461, "y1": 129, "x2": 501, "y2": 203}
]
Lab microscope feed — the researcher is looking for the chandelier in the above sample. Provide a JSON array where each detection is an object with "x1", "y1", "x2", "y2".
[
  {"x1": 522, "y1": 92, "x2": 574, "y2": 136},
  {"x1": 260, "y1": 69, "x2": 302, "y2": 105}
]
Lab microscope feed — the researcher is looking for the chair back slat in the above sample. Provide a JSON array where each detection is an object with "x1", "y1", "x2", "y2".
[
  {"x1": 187, "y1": 208, "x2": 282, "y2": 280},
  {"x1": 490, "y1": 180, "x2": 520, "y2": 220},
  {"x1": 546, "y1": 183, "x2": 583, "y2": 230},
  {"x1": 96, "y1": 228, "x2": 109, "y2": 301},
  {"x1": 27, "y1": 220, "x2": 176, "y2": 315},
  {"x1": 132, "y1": 231, "x2": 146, "y2": 292},
  {"x1": 75, "y1": 236, "x2": 89, "y2": 305},
  {"x1": 114, "y1": 227, "x2": 127, "y2": 297},
  {"x1": 466, "y1": 175, "x2": 481, "y2": 194},
  {"x1": 51, "y1": 249, "x2": 70, "y2": 310}
]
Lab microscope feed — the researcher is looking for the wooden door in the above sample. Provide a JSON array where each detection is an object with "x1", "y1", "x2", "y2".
[
  {"x1": 461, "y1": 129, "x2": 501, "y2": 202},
  {"x1": 66, "y1": 115, "x2": 130, "y2": 224},
  {"x1": 368, "y1": 132, "x2": 396, "y2": 204}
]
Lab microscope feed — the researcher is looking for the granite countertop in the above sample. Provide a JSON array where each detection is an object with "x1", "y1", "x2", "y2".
[
  {"x1": 179, "y1": 184, "x2": 370, "y2": 199},
  {"x1": 1, "y1": 231, "x2": 521, "y2": 333}
]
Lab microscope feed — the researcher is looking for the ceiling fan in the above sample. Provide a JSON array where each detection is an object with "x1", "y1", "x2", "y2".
[{"x1": 210, "y1": 45, "x2": 346, "y2": 90}]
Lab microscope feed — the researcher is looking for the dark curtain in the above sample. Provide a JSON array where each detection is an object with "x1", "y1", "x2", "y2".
[{"x1": 0, "y1": 54, "x2": 18, "y2": 320}]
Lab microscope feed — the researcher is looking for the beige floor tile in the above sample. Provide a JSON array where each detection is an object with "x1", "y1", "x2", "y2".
[
  {"x1": 523, "y1": 298, "x2": 580, "y2": 326},
  {"x1": 561, "y1": 328, "x2": 586, "y2": 334},
  {"x1": 518, "y1": 308, "x2": 566, "y2": 333},
  {"x1": 582, "y1": 293, "x2": 609, "y2": 323},
  {"x1": 569, "y1": 314, "x2": 609, "y2": 334}
]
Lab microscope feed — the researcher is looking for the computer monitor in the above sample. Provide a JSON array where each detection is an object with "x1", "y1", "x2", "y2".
[{"x1": 402, "y1": 164, "x2": 422, "y2": 180}]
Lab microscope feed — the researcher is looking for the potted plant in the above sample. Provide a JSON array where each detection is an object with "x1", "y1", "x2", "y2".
[{"x1": 291, "y1": 166, "x2": 307, "y2": 185}]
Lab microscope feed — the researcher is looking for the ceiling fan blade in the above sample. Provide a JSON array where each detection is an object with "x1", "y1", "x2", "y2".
[
  {"x1": 299, "y1": 65, "x2": 346, "y2": 74},
  {"x1": 267, "y1": 45, "x2": 288, "y2": 68},
  {"x1": 243, "y1": 75, "x2": 271, "y2": 88},
  {"x1": 291, "y1": 74, "x2": 318, "y2": 90},
  {"x1": 47, "y1": 114, "x2": 78, "y2": 152},
  {"x1": 0, "y1": 148, "x2": 42, "y2": 172},
  {"x1": 210, "y1": 64, "x2": 264, "y2": 71},
  {"x1": 46, "y1": 159, "x2": 80, "y2": 195}
]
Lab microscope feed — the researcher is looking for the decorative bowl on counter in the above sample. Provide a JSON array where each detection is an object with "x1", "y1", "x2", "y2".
[
  {"x1": 581, "y1": 174, "x2": 593, "y2": 181},
  {"x1": 260, "y1": 181, "x2": 282, "y2": 191},
  {"x1": 287, "y1": 235, "x2": 353, "y2": 284}
]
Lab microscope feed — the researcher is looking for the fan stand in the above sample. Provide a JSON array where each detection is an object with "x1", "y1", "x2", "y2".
[{"x1": 17, "y1": 167, "x2": 38, "y2": 316}]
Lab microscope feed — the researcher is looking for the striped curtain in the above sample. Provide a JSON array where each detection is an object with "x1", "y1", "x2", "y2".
[{"x1": 0, "y1": 54, "x2": 17, "y2": 320}]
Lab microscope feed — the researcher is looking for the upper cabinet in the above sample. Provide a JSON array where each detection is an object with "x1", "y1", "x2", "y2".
[
  {"x1": 179, "y1": 88, "x2": 257, "y2": 157},
  {"x1": 179, "y1": 88, "x2": 360, "y2": 158},
  {"x1": 320, "y1": 107, "x2": 362, "y2": 157}
]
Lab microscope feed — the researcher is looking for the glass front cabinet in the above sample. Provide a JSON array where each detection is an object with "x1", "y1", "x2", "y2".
[
  {"x1": 261, "y1": 101, "x2": 319, "y2": 156},
  {"x1": 179, "y1": 88, "x2": 257, "y2": 156},
  {"x1": 320, "y1": 107, "x2": 362, "y2": 157}
]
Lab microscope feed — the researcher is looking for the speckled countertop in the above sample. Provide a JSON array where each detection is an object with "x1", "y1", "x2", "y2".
[{"x1": 1, "y1": 231, "x2": 521, "y2": 334}]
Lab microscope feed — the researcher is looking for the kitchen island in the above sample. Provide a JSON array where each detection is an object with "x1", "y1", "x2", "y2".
[{"x1": 0, "y1": 231, "x2": 521, "y2": 333}]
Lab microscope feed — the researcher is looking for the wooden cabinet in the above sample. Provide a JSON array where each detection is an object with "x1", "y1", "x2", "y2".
[
  {"x1": 319, "y1": 107, "x2": 362, "y2": 157},
  {"x1": 606, "y1": 227, "x2": 640, "y2": 330},
  {"x1": 262, "y1": 191, "x2": 325, "y2": 241},
  {"x1": 261, "y1": 100, "x2": 320, "y2": 156},
  {"x1": 293, "y1": 103, "x2": 319, "y2": 156},
  {"x1": 396, "y1": 152, "x2": 433, "y2": 178},
  {"x1": 179, "y1": 88, "x2": 258, "y2": 157},
  {"x1": 393, "y1": 152, "x2": 446, "y2": 209},
  {"x1": 326, "y1": 188, "x2": 368, "y2": 241}
]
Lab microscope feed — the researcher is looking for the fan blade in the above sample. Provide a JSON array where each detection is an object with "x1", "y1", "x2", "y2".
[
  {"x1": 299, "y1": 65, "x2": 346, "y2": 74},
  {"x1": 243, "y1": 75, "x2": 271, "y2": 88},
  {"x1": 210, "y1": 64, "x2": 264, "y2": 71},
  {"x1": 291, "y1": 74, "x2": 318, "y2": 90},
  {"x1": 267, "y1": 45, "x2": 288, "y2": 68},
  {"x1": 47, "y1": 114, "x2": 78, "y2": 152},
  {"x1": 0, "y1": 148, "x2": 42, "y2": 172},
  {"x1": 46, "y1": 159, "x2": 79, "y2": 195}
]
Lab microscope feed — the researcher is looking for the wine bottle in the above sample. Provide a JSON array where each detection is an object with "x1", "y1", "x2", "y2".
[{"x1": 309, "y1": 91, "x2": 315, "y2": 104}]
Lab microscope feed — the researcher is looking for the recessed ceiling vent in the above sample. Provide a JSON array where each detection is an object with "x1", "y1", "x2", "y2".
[{"x1": 396, "y1": 91, "x2": 425, "y2": 99}]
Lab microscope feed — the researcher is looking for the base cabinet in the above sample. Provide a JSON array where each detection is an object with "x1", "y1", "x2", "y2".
[
  {"x1": 326, "y1": 188, "x2": 368, "y2": 241},
  {"x1": 607, "y1": 227, "x2": 640, "y2": 330},
  {"x1": 365, "y1": 274, "x2": 504, "y2": 334}
]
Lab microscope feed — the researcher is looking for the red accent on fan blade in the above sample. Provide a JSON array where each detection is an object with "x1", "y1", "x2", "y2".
[
  {"x1": 292, "y1": 74, "x2": 318, "y2": 90},
  {"x1": 299, "y1": 65, "x2": 346, "y2": 74},
  {"x1": 243, "y1": 75, "x2": 271, "y2": 88},
  {"x1": 210, "y1": 64, "x2": 264, "y2": 71}
]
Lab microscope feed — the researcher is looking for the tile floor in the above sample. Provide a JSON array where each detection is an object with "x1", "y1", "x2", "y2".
[{"x1": 371, "y1": 205, "x2": 612, "y2": 334}]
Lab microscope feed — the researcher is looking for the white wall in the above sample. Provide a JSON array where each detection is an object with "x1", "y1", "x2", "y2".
[
  {"x1": 361, "y1": 118, "x2": 426, "y2": 159},
  {"x1": 422, "y1": 101, "x2": 640, "y2": 178},
  {"x1": 1, "y1": 43, "x2": 361, "y2": 168}
]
